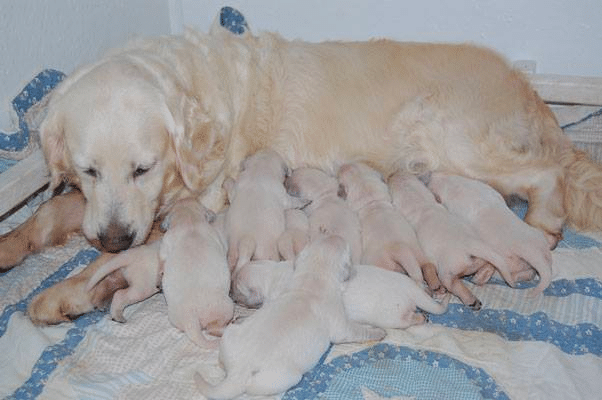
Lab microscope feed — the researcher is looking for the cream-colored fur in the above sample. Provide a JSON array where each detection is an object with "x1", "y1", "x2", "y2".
[
  {"x1": 338, "y1": 162, "x2": 429, "y2": 284},
  {"x1": 388, "y1": 171, "x2": 513, "y2": 310},
  {"x1": 12, "y1": 20, "x2": 602, "y2": 323},
  {"x1": 160, "y1": 198, "x2": 233, "y2": 348},
  {"x1": 222, "y1": 149, "x2": 308, "y2": 272},
  {"x1": 86, "y1": 241, "x2": 161, "y2": 322},
  {"x1": 285, "y1": 167, "x2": 363, "y2": 264},
  {"x1": 427, "y1": 173, "x2": 553, "y2": 295},
  {"x1": 194, "y1": 235, "x2": 385, "y2": 399}
]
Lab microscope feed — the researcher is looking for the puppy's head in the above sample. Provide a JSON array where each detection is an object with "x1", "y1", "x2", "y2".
[
  {"x1": 285, "y1": 167, "x2": 338, "y2": 202},
  {"x1": 337, "y1": 162, "x2": 387, "y2": 209},
  {"x1": 40, "y1": 55, "x2": 225, "y2": 253}
]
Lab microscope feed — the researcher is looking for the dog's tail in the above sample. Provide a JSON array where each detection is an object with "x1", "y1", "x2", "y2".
[
  {"x1": 562, "y1": 148, "x2": 602, "y2": 232},
  {"x1": 194, "y1": 371, "x2": 246, "y2": 400}
]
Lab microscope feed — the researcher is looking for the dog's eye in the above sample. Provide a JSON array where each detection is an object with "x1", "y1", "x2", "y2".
[
  {"x1": 133, "y1": 166, "x2": 151, "y2": 179},
  {"x1": 84, "y1": 167, "x2": 99, "y2": 178}
]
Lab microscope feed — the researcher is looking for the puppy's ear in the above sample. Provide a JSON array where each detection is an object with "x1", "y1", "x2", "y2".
[
  {"x1": 39, "y1": 108, "x2": 69, "y2": 191},
  {"x1": 165, "y1": 95, "x2": 225, "y2": 192},
  {"x1": 337, "y1": 183, "x2": 347, "y2": 200}
]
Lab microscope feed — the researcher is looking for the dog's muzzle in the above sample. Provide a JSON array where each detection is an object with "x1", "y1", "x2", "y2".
[{"x1": 98, "y1": 221, "x2": 135, "y2": 253}]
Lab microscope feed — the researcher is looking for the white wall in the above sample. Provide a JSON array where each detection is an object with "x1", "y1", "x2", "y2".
[
  {"x1": 0, "y1": 0, "x2": 171, "y2": 131},
  {"x1": 181, "y1": 0, "x2": 601, "y2": 77}
]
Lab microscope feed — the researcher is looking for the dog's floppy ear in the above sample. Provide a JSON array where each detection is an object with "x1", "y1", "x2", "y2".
[
  {"x1": 165, "y1": 95, "x2": 225, "y2": 192},
  {"x1": 39, "y1": 106, "x2": 70, "y2": 191}
]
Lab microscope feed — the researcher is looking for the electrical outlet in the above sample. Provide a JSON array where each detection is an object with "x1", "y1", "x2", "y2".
[{"x1": 513, "y1": 60, "x2": 537, "y2": 74}]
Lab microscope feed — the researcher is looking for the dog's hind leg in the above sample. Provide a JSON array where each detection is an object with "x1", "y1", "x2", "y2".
[{"x1": 0, "y1": 190, "x2": 85, "y2": 270}]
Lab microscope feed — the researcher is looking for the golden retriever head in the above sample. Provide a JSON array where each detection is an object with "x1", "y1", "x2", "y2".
[{"x1": 39, "y1": 53, "x2": 226, "y2": 253}]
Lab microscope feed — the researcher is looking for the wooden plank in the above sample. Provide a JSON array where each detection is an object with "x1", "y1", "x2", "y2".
[
  {"x1": 530, "y1": 74, "x2": 602, "y2": 106},
  {"x1": 0, "y1": 150, "x2": 49, "y2": 216}
]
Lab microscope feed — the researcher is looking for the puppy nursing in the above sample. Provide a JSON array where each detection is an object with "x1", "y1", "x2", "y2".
[
  {"x1": 427, "y1": 173, "x2": 553, "y2": 294},
  {"x1": 195, "y1": 236, "x2": 385, "y2": 399},
  {"x1": 160, "y1": 198, "x2": 233, "y2": 347},
  {"x1": 388, "y1": 171, "x2": 513, "y2": 310},
  {"x1": 338, "y1": 162, "x2": 430, "y2": 284},
  {"x1": 285, "y1": 167, "x2": 363, "y2": 264},
  {"x1": 223, "y1": 149, "x2": 308, "y2": 272}
]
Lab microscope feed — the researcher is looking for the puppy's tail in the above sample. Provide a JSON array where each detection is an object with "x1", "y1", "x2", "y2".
[
  {"x1": 85, "y1": 254, "x2": 125, "y2": 292},
  {"x1": 562, "y1": 148, "x2": 602, "y2": 232},
  {"x1": 194, "y1": 371, "x2": 246, "y2": 400},
  {"x1": 413, "y1": 283, "x2": 450, "y2": 315}
]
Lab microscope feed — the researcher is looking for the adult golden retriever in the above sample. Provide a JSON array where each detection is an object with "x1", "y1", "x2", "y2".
[{"x1": 2, "y1": 22, "x2": 602, "y2": 324}]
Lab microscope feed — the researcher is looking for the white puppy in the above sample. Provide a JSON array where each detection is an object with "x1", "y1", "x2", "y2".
[
  {"x1": 343, "y1": 265, "x2": 449, "y2": 329},
  {"x1": 160, "y1": 198, "x2": 234, "y2": 348},
  {"x1": 223, "y1": 149, "x2": 307, "y2": 271},
  {"x1": 86, "y1": 241, "x2": 161, "y2": 322},
  {"x1": 233, "y1": 259, "x2": 448, "y2": 330},
  {"x1": 388, "y1": 171, "x2": 512, "y2": 310},
  {"x1": 427, "y1": 173, "x2": 553, "y2": 294},
  {"x1": 285, "y1": 167, "x2": 363, "y2": 264},
  {"x1": 195, "y1": 235, "x2": 385, "y2": 399},
  {"x1": 338, "y1": 162, "x2": 430, "y2": 285}
]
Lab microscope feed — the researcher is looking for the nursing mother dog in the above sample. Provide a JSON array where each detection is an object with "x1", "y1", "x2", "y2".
[{"x1": 3, "y1": 15, "x2": 602, "y2": 325}]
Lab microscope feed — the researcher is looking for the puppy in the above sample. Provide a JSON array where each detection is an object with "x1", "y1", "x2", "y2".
[
  {"x1": 277, "y1": 208, "x2": 310, "y2": 261},
  {"x1": 343, "y1": 265, "x2": 449, "y2": 329},
  {"x1": 427, "y1": 173, "x2": 553, "y2": 294},
  {"x1": 285, "y1": 167, "x2": 363, "y2": 264},
  {"x1": 230, "y1": 259, "x2": 294, "y2": 308},
  {"x1": 160, "y1": 198, "x2": 233, "y2": 347},
  {"x1": 85, "y1": 241, "x2": 161, "y2": 322},
  {"x1": 223, "y1": 149, "x2": 308, "y2": 271},
  {"x1": 232, "y1": 259, "x2": 448, "y2": 330},
  {"x1": 338, "y1": 162, "x2": 430, "y2": 285},
  {"x1": 194, "y1": 235, "x2": 385, "y2": 399},
  {"x1": 388, "y1": 171, "x2": 512, "y2": 310}
]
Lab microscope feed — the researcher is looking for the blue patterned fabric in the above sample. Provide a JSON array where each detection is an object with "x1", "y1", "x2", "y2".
[
  {"x1": 0, "y1": 69, "x2": 65, "y2": 153},
  {"x1": 220, "y1": 6, "x2": 249, "y2": 35},
  {"x1": 283, "y1": 343, "x2": 509, "y2": 400}
]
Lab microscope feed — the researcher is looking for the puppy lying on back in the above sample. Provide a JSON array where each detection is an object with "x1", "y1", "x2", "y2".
[
  {"x1": 285, "y1": 167, "x2": 363, "y2": 264},
  {"x1": 233, "y1": 258, "x2": 448, "y2": 330},
  {"x1": 388, "y1": 171, "x2": 512, "y2": 310},
  {"x1": 427, "y1": 173, "x2": 553, "y2": 294},
  {"x1": 86, "y1": 241, "x2": 161, "y2": 322},
  {"x1": 223, "y1": 149, "x2": 308, "y2": 271},
  {"x1": 160, "y1": 198, "x2": 233, "y2": 348},
  {"x1": 343, "y1": 264, "x2": 449, "y2": 329},
  {"x1": 195, "y1": 235, "x2": 385, "y2": 399},
  {"x1": 338, "y1": 162, "x2": 431, "y2": 285}
]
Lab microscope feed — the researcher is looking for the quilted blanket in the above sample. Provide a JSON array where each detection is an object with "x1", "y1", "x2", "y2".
[{"x1": 1, "y1": 7, "x2": 601, "y2": 400}]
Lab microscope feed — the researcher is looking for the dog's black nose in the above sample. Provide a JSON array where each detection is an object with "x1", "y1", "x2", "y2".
[{"x1": 98, "y1": 223, "x2": 135, "y2": 253}]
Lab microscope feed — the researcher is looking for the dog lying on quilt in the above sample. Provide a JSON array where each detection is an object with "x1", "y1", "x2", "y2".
[{"x1": 1, "y1": 11, "x2": 602, "y2": 330}]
